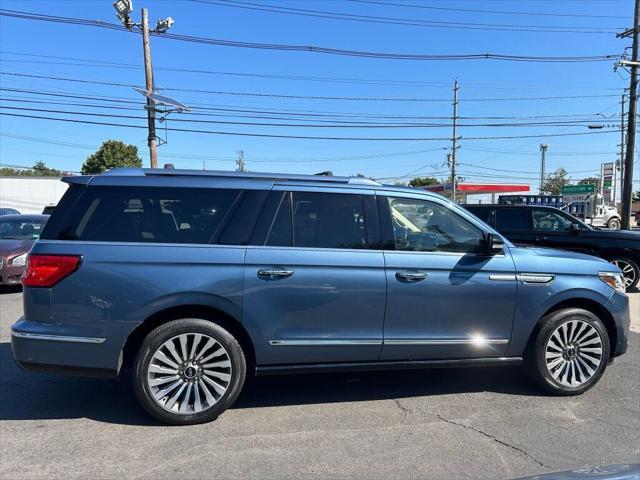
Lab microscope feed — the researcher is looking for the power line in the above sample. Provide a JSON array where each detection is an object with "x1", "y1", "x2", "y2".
[
  {"x1": 346, "y1": 0, "x2": 628, "y2": 20},
  {"x1": 188, "y1": 0, "x2": 622, "y2": 33},
  {"x1": 0, "y1": 110, "x2": 620, "y2": 141},
  {"x1": 0, "y1": 72, "x2": 621, "y2": 103},
  {"x1": 0, "y1": 50, "x2": 622, "y2": 91},
  {"x1": 0, "y1": 103, "x2": 622, "y2": 129},
  {"x1": 0, "y1": 9, "x2": 621, "y2": 62}
]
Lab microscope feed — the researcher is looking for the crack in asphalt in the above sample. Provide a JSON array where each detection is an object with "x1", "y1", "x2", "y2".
[{"x1": 434, "y1": 414, "x2": 548, "y2": 469}]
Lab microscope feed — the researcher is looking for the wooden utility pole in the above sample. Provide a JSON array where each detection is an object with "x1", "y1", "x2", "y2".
[
  {"x1": 619, "y1": 0, "x2": 640, "y2": 229},
  {"x1": 141, "y1": 8, "x2": 158, "y2": 169},
  {"x1": 450, "y1": 80, "x2": 459, "y2": 202},
  {"x1": 236, "y1": 150, "x2": 246, "y2": 172}
]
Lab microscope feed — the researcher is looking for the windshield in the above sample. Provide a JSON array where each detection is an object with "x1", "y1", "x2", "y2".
[{"x1": 0, "y1": 219, "x2": 46, "y2": 240}]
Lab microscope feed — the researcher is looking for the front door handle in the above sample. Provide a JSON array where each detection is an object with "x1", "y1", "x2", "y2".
[
  {"x1": 258, "y1": 268, "x2": 294, "y2": 279},
  {"x1": 395, "y1": 270, "x2": 428, "y2": 282}
]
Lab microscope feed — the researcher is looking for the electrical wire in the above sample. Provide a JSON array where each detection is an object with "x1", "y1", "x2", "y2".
[
  {"x1": 0, "y1": 110, "x2": 620, "y2": 141},
  {"x1": 188, "y1": 0, "x2": 622, "y2": 33},
  {"x1": 345, "y1": 0, "x2": 628, "y2": 20},
  {"x1": 0, "y1": 9, "x2": 621, "y2": 62}
]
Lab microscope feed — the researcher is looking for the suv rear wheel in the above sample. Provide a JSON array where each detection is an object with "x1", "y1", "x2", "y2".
[
  {"x1": 525, "y1": 308, "x2": 609, "y2": 395},
  {"x1": 133, "y1": 318, "x2": 246, "y2": 425}
]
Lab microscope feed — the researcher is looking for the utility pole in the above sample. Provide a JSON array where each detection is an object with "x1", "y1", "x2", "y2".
[
  {"x1": 112, "y1": 1, "x2": 175, "y2": 169},
  {"x1": 141, "y1": 8, "x2": 158, "y2": 169},
  {"x1": 236, "y1": 150, "x2": 246, "y2": 172},
  {"x1": 618, "y1": 0, "x2": 640, "y2": 229},
  {"x1": 539, "y1": 144, "x2": 548, "y2": 194},
  {"x1": 450, "y1": 80, "x2": 459, "y2": 202},
  {"x1": 618, "y1": 93, "x2": 626, "y2": 206}
]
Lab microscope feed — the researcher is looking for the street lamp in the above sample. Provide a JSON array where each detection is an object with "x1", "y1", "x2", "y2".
[
  {"x1": 113, "y1": 0, "x2": 133, "y2": 27},
  {"x1": 155, "y1": 17, "x2": 174, "y2": 33}
]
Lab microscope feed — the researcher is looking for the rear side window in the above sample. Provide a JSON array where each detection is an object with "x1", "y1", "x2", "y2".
[
  {"x1": 41, "y1": 186, "x2": 240, "y2": 244},
  {"x1": 494, "y1": 208, "x2": 532, "y2": 230},
  {"x1": 465, "y1": 206, "x2": 492, "y2": 224},
  {"x1": 266, "y1": 191, "x2": 369, "y2": 249}
]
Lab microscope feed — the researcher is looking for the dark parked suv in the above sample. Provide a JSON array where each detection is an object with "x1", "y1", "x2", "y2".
[
  {"x1": 465, "y1": 204, "x2": 640, "y2": 290},
  {"x1": 11, "y1": 169, "x2": 630, "y2": 425}
]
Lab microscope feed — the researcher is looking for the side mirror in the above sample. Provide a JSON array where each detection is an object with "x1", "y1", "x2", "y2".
[{"x1": 482, "y1": 233, "x2": 504, "y2": 255}]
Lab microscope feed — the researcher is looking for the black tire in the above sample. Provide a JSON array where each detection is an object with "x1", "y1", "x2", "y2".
[
  {"x1": 605, "y1": 256, "x2": 639, "y2": 290},
  {"x1": 133, "y1": 318, "x2": 246, "y2": 425},
  {"x1": 607, "y1": 217, "x2": 621, "y2": 230},
  {"x1": 524, "y1": 308, "x2": 610, "y2": 396}
]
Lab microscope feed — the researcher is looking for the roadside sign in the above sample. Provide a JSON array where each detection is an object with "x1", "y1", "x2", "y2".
[{"x1": 561, "y1": 184, "x2": 596, "y2": 195}]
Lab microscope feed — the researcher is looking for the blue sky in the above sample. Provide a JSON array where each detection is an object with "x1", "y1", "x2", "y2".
[{"x1": 0, "y1": 0, "x2": 636, "y2": 193}]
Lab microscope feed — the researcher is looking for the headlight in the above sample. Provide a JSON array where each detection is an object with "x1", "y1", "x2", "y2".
[
  {"x1": 10, "y1": 253, "x2": 27, "y2": 267},
  {"x1": 598, "y1": 272, "x2": 626, "y2": 294}
]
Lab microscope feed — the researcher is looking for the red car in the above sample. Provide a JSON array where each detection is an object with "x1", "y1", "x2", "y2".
[{"x1": 0, "y1": 214, "x2": 49, "y2": 285}]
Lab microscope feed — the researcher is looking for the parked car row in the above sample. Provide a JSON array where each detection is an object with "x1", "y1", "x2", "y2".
[
  {"x1": 464, "y1": 204, "x2": 640, "y2": 290},
  {"x1": 0, "y1": 214, "x2": 49, "y2": 285},
  {"x1": 10, "y1": 169, "x2": 630, "y2": 426}
]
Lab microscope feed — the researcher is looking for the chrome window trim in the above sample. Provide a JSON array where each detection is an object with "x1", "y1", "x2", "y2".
[{"x1": 11, "y1": 332, "x2": 106, "y2": 344}]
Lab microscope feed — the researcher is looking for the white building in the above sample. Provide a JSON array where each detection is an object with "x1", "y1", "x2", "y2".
[{"x1": 0, "y1": 176, "x2": 68, "y2": 214}]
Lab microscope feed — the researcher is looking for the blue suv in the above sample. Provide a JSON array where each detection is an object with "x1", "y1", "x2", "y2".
[{"x1": 11, "y1": 169, "x2": 630, "y2": 425}]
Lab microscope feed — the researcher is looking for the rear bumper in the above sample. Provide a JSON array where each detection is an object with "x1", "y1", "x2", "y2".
[{"x1": 11, "y1": 317, "x2": 119, "y2": 378}]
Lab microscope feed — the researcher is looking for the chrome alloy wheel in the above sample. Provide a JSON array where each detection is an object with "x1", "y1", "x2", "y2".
[
  {"x1": 147, "y1": 333, "x2": 232, "y2": 415},
  {"x1": 545, "y1": 320, "x2": 603, "y2": 388},
  {"x1": 610, "y1": 260, "x2": 637, "y2": 289}
]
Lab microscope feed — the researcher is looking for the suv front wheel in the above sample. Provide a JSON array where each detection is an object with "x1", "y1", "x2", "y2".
[
  {"x1": 525, "y1": 308, "x2": 610, "y2": 396},
  {"x1": 133, "y1": 318, "x2": 246, "y2": 425}
]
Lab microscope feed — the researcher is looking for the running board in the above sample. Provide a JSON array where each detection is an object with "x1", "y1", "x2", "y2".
[{"x1": 255, "y1": 357, "x2": 522, "y2": 376}]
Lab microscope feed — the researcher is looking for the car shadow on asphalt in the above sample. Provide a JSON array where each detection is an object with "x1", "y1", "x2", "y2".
[{"x1": 0, "y1": 341, "x2": 545, "y2": 426}]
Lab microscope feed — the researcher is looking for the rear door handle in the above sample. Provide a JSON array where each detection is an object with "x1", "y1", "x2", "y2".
[
  {"x1": 395, "y1": 270, "x2": 428, "y2": 282},
  {"x1": 258, "y1": 268, "x2": 294, "y2": 278}
]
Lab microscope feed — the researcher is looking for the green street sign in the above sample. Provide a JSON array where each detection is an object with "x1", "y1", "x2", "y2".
[{"x1": 561, "y1": 184, "x2": 596, "y2": 195}]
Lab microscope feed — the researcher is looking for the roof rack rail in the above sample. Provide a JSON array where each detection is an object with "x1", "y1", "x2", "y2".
[{"x1": 102, "y1": 167, "x2": 381, "y2": 186}]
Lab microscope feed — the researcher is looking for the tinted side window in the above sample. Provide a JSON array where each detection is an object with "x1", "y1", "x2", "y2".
[
  {"x1": 494, "y1": 208, "x2": 532, "y2": 231},
  {"x1": 532, "y1": 208, "x2": 573, "y2": 232},
  {"x1": 387, "y1": 197, "x2": 483, "y2": 253},
  {"x1": 266, "y1": 192, "x2": 292, "y2": 246},
  {"x1": 279, "y1": 191, "x2": 369, "y2": 249},
  {"x1": 42, "y1": 186, "x2": 240, "y2": 244},
  {"x1": 465, "y1": 206, "x2": 492, "y2": 223}
]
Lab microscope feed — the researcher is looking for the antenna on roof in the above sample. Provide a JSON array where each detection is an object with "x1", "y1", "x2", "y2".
[{"x1": 315, "y1": 171, "x2": 334, "y2": 176}]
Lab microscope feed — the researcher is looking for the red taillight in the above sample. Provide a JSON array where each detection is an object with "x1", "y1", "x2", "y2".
[{"x1": 22, "y1": 254, "x2": 82, "y2": 288}]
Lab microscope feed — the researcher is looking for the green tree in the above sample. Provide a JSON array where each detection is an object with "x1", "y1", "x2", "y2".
[
  {"x1": 0, "y1": 161, "x2": 63, "y2": 177},
  {"x1": 578, "y1": 176, "x2": 599, "y2": 187},
  {"x1": 409, "y1": 176, "x2": 440, "y2": 187},
  {"x1": 541, "y1": 168, "x2": 569, "y2": 195},
  {"x1": 81, "y1": 140, "x2": 142, "y2": 175}
]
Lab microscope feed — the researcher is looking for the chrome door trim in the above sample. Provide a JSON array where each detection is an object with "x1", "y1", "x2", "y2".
[
  {"x1": 11, "y1": 332, "x2": 106, "y2": 344},
  {"x1": 269, "y1": 338, "x2": 509, "y2": 346},
  {"x1": 518, "y1": 273, "x2": 555, "y2": 284},
  {"x1": 384, "y1": 338, "x2": 509, "y2": 346},
  {"x1": 269, "y1": 339, "x2": 383, "y2": 346},
  {"x1": 489, "y1": 274, "x2": 517, "y2": 281}
]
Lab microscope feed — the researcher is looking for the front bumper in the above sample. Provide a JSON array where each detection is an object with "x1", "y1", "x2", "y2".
[
  {"x1": 606, "y1": 291, "x2": 631, "y2": 357},
  {"x1": 11, "y1": 317, "x2": 119, "y2": 378},
  {"x1": 0, "y1": 263, "x2": 25, "y2": 285}
]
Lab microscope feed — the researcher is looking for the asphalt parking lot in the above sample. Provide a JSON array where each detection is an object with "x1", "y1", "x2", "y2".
[{"x1": 0, "y1": 287, "x2": 638, "y2": 480}]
